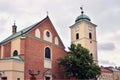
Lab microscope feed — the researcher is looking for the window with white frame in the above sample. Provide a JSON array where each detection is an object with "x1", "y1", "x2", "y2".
[
  {"x1": 45, "y1": 47, "x2": 51, "y2": 59},
  {"x1": 43, "y1": 30, "x2": 52, "y2": 42},
  {"x1": 44, "y1": 47, "x2": 52, "y2": 68},
  {"x1": 35, "y1": 29, "x2": 40, "y2": 38},
  {"x1": 55, "y1": 37, "x2": 59, "y2": 45}
]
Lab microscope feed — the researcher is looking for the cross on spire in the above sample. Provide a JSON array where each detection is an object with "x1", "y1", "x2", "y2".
[
  {"x1": 14, "y1": 20, "x2": 16, "y2": 25},
  {"x1": 46, "y1": 11, "x2": 49, "y2": 16},
  {"x1": 80, "y1": 6, "x2": 84, "y2": 14}
]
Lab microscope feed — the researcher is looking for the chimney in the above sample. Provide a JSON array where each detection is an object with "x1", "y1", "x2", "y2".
[{"x1": 12, "y1": 21, "x2": 17, "y2": 34}]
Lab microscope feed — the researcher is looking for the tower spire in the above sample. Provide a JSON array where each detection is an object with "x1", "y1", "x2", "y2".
[
  {"x1": 14, "y1": 20, "x2": 16, "y2": 25},
  {"x1": 12, "y1": 20, "x2": 17, "y2": 34},
  {"x1": 46, "y1": 11, "x2": 49, "y2": 16}
]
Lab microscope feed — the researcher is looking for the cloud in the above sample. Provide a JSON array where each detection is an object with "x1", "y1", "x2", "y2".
[
  {"x1": 99, "y1": 60, "x2": 116, "y2": 67},
  {"x1": 0, "y1": 0, "x2": 120, "y2": 66},
  {"x1": 110, "y1": 31, "x2": 120, "y2": 42},
  {"x1": 98, "y1": 43, "x2": 116, "y2": 51},
  {"x1": 0, "y1": 19, "x2": 7, "y2": 28}
]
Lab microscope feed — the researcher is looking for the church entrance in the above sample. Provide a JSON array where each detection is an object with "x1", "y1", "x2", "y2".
[
  {"x1": 45, "y1": 76, "x2": 50, "y2": 80},
  {"x1": 30, "y1": 76, "x2": 36, "y2": 80},
  {"x1": 1, "y1": 77, "x2": 7, "y2": 80},
  {"x1": 44, "y1": 70, "x2": 52, "y2": 80}
]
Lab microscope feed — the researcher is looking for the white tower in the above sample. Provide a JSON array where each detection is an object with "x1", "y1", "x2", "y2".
[{"x1": 70, "y1": 8, "x2": 98, "y2": 63}]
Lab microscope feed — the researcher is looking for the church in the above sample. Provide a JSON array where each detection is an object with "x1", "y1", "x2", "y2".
[{"x1": 0, "y1": 8, "x2": 98, "y2": 80}]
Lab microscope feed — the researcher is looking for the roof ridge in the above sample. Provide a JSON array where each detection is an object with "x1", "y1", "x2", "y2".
[{"x1": 0, "y1": 16, "x2": 49, "y2": 45}]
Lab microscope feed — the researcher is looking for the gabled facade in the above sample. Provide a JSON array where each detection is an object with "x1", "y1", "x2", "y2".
[
  {"x1": 23, "y1": 16, "x2": 66, "y2": 80},
  {"x1": 0, "y1": 16, "x2": 66, "y2": 80}
]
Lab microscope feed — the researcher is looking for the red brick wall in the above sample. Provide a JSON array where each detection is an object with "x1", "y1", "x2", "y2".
[
  {"x1": 20, "y1": 38, "x2": 26, "y2": 60},
  {"x1": 24, "y1": 36, "x2": 66, "y2": 80},
  {"x1": 3, "y1": 42, "x2": 11, "y2": 58},
  {"x1": 24, "y1": 17, "x2": 67, "y2": 80},
  {"x1": 51, "y1": 45, "x2": 66, "y2": 79}
]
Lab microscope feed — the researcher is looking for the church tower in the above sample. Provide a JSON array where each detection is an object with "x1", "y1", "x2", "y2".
[{"x1": 70, "y1": 7, "x2": 98, "y2": 63}]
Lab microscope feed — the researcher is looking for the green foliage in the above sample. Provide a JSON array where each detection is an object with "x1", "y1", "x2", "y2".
[{"x1": 58, "y1": 44, "x2": 101, "y2": 79}]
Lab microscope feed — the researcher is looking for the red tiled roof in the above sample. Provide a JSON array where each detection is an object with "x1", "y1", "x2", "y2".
[{"x1": 101, "y1": 67, "x2": 113, "y2": 73}]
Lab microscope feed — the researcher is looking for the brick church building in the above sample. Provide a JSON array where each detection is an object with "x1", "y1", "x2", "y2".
[
  {"x1": 0, "y1": 16, "x2": 66, "y2": 80},
  {"x1": 0, "y1": 8, "x2": 98, "y2": 80}
]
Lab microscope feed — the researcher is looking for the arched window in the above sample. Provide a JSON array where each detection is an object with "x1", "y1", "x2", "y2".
[
  {"x1": 13, "y1": 50, "x2": 18, "y2": 56},
  {"x1": 43, "y1": 30, "x2": 52, "y2": 42},
  {"x1": 89, "y1": 32, "x2": 92, "y2": 39},
  {"x1": 55, "y1": 37, "x2": 59, "y2": 45},
  {"x1": 76, "y1": 33, "x2": 79, "y2": 40},
  {"x1": 35, "y1": 29, "x2": 40, "y2": 38},
  {"x1": 90, "y1": 53, "x2": 93, "y2": 57},
  {"x1": 46, "y1": 31, "x2": 50, "y2": 37},
  {"x1": 45, "y1": 47, "x2": 51, "y2": 59}
]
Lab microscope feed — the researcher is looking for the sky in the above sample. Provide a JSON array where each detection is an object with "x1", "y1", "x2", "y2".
[{"x1": 0, "y1": 0, "x2": 120, "y2": 67}]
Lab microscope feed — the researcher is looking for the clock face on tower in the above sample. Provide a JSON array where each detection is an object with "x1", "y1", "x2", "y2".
[
  {"x1": 88, "y1": 26, "x2": 92, "y2": 31},
  {"x1": 75, "y1": 26, "x2": 79, "y2": 32}
]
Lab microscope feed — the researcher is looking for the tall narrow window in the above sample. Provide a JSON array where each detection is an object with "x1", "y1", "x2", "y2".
[
  {"x1": 89, "y1": 32, "x2": 92, "y2": 39},
  {"x1": 45, "y1": 47, "x2": 51, "y2": 59},
  {"x1": 76, "y1": 33, "x2": 79, "y2": 40},
  {"x1": 55, "y1": 37, "x2": 59, "y2": 45},
  {"x1": 13, "y1": 50, "x2": 18, "y2": 56},
  {"x1": 35, "y1": 29, "x2": 40, "y2": 38},
  {"x1": 90, "y1": 53, "x2": 93, "y2": 57}
]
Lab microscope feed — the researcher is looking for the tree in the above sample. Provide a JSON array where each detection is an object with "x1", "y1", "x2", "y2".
[{"x1": 58, "y1": 44, "x2": 101, "y2": 79}]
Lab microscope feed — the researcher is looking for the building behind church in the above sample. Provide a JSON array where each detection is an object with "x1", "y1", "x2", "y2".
[{"x1": 98, "y1": 66, "x2": 120, "y2": 80}]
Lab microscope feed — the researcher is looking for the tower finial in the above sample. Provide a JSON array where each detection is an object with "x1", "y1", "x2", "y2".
[
  {"x1": 14, "y1": 20, "x2": 16, "y2": 25},
  {"x1": 80, "y1": 6, "x2": 84, "y2": 14},
  {"x1": 46, "y1": 11, "x2": 49, "y2": 16},
  {"x1": 12, "y1": 20, "x2": 17, "y2": 34}
]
